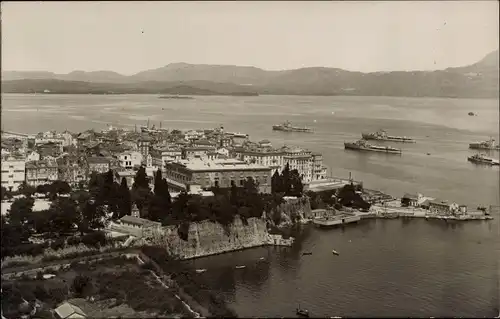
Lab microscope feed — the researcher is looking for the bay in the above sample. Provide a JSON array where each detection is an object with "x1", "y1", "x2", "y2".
[{"x1": 1, "y1": 94, "x2": 499, "y2": 317}]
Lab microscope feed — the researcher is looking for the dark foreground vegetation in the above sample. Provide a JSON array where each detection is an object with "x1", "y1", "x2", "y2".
[
  {"x1": 1, "y1": 255, "x2": 190, "y2": 319},
  {"x1": 141, "y1": 246, "x2": 238, "y2": 318}
]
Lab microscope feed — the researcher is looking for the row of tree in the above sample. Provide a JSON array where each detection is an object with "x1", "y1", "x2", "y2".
[{"x1": 271, "y1": 163, "x2": 304, "y2": 197}]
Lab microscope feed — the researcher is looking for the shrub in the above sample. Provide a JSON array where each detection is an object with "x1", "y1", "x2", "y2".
[
  {"x1": 71, "y1": 274, "x2": 91, "y2": 297},
  {"x1": 50, "y1": 238, "x2": 66, "y2": 250},
  {"x1": 81, "y1": 231, "x2": 107, "y2": 248}
]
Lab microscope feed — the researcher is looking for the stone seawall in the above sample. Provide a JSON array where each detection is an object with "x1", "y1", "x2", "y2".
[{"x1": 148, "y1": 216, "x2": 272, "y2": 260}]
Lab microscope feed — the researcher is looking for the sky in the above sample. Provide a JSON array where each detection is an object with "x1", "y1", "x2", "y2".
[{"x1": 1, "y1": 1, "x2": 499, "y2": 74}]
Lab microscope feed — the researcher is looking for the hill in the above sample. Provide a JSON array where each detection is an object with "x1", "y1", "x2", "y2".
[
  {"x1": 0, "y1": 79, "x2": 259, "y2": 96},
  {"x1": 2, "y1": 50, "x2": 498, "y2": 98}
]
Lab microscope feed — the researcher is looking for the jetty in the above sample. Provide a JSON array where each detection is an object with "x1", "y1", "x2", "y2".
[{"x1": 311, "y1": 209, "x2": 361, "y2": 227}]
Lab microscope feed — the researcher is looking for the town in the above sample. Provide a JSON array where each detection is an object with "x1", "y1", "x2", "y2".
[{"x1": 1, "y1": 123, "x2": 495, "y2": 319}]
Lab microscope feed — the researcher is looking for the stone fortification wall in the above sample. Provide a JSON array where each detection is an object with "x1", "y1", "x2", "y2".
[{"x1": 148, "y1": 216, "x2": 270, "y2": 260}]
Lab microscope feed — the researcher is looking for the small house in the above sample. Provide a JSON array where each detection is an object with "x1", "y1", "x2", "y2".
[
  {"x1": 401, "y1": 193, "x2": 419, "y2": 207},
  {"x1": 54, "y1": 301, "x2": 86, "y2": 319}
]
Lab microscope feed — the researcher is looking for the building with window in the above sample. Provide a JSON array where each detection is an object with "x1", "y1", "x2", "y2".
[
  {"x1": 1, "y1": 156, "x2": 26, "y2": 191},
  {"x1": 182, "y1": 146, "x2": 216, "y2": 160},
  {"x1": 87, "y1": 157, "x2": 111, "y2": 175},
  {"x1": 118, "y1": 151, "x2": 143, "y2": 169},
  {"x1": 25, "y1": 160, "x2": 58, "y2": 187},
  {"x1": 165, "y1": 158, "x2": 273, "y2": 193}
]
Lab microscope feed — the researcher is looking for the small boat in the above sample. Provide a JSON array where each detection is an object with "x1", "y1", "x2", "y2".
[
  {"x1": 426, "y1": 153, "x2": 431, "y2": 155},
  {"x1": 302, "y1": 252, "x2": 313, "y2": 256},
  {"x1": 195, "y1": 269, "x2": 207, "y2": 274},
  {"x1": 259, "y1": 257, "x2": 265, "y2": 260},
  {"x1": 332, "y1": 249, "x2": 340, "y2": 256},
  {"x1": 235, "y1": 265, "x2": 246, "y2": 269},
  {"x1": 296, "y1": 305, "x2": 309, "y2": 317},
  {"x1": 468, "y1": 112, "x2": 475, "y2": 116}
]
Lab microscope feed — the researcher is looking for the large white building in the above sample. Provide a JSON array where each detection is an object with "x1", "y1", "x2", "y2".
[
  {"x1": 118, "y1": 151, "x2": 143, "y2": 169},
  {"x1": 1, "y1": 156, "x2": 26, "y2": 191},
  {"x1": 232, "y1": 144, "x2": 328, "y2": 183}
]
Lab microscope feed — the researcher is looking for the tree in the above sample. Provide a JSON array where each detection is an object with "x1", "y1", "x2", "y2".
[
  {"x1": 154, "y1": 169, "x2": 163, "y2": 195},
  {"x1": 18, "y1": 182, "x2": 36, "y2": 198},
  {"x1": 337, "y1": 184, "x2": 371, "y2": 210},
  {"x1": 117, "y1": 178, "x2": 131, "y2": 218},
  {"x1": 8, "y1": 197, "x2": 35, "y2": 227},
  {"x1": 271, "y1": 170, "x2": 282, "y2": 194},
  {"x1": 72, "y1": 274, "x2": 92, "y2": 297},
  {"x1": 281, "y1": 163, "x2": 291, "y2": 195},
  {"x1": 133, "y1": 166, "x2": 150, "y2": 190},
  {"x1": 1, "y1": 215, "x2": 24, "y2": 256},
  {"x1": 73, "y1": 190, "x2": 107, "y2": 233},
  {"x1": 1, "y1": 186, "x2": 9, "y2": 200},
  {"x1": 50, "y1": 180, "x2": 71, "y2": 195},
  {"x1": 289, "y1": 169, "x2": 304, "y2": 197},
  {"x1": 30, "y1": 209, "x2": 54, "y2": 235},
  {"x1": 132, "y1": 166, "x2": 152, "y2": 214},
  {"x1": 49, "y1": 197, "x2": 79, "y2": 236}
]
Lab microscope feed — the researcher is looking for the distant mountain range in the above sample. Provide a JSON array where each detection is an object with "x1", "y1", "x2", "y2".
[{"x1": 2, "y1": 50, "x2": 498, "y2": 98}]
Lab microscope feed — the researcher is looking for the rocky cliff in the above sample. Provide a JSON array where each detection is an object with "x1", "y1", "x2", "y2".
[
  {"x1": 272, "y1": 197, "x2": 312, "y2": 225},
  {"x1": 148, "y1": 216, "x2": 270, "y2": 260}
]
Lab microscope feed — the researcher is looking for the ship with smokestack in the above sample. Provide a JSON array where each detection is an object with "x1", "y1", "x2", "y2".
[
  {"x1": 140, "y1": 119, "x2": 168, "y2": 133},
  {"x1": 344, "y1": 139, "x2": 402, "y2": 154},
  {"x1": 272, "y1": 121, "x2": 313, "y2": 133},
  {"x1": 361, "y1": 129, "x2": 415, "y2": 143},
  {"x1": 469, "y1": 137, "x2": 500, "y2": 150}
]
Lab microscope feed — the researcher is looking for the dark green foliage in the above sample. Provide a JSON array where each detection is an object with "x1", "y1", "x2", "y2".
[
  {"x1": 117, "y1": 177, "x2": 132, "y2": 218},
  {"x1": 18, "y1": 182, "x2": 36, "y2": 198},
  {"x1": 71, "y1": 274, "x2": 91, "y2": 297},
  {"x1": 141, "y1": 246, "x2": 238, "y2": 318},
  {"x1": 81, "y1": 231, "x2": 107, "y2": 248},
  {"x1": 50, "y1": 238, "x2": 66, "y2": 250},
  {"x1": 270, "y1": 164, "x2": 304, "y2": 197},
  {"x1": 337, "y1": 184, "x2": 371, "y2": 210},
  {"x1": 1, "y1": 186, "x2": 9, "y2": 200},
  {"x1": 148, "y1": 170, "x2": 172, "y2": 222}
]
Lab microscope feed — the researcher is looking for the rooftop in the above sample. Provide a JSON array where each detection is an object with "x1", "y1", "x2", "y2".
[
  {"x1": 54, "y1": 301, "x2": 86, "y2": 319},
  {"x1": 119, "y1": 215, "x2": 161, "y2": 227},
  {"x1": 87, "y1": 157, "x2": 111, "y2": 164},
  {"x1": 173, "y1": 158, "x2": 271, "y2": 172},
  {"x1": 26, "y1": 160, "x2": 58, "y2": 169}
]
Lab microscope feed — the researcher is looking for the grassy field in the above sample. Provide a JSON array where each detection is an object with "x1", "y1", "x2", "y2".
[{"x1": 1, "y1": 255, "x2": 191, "y2": 319}]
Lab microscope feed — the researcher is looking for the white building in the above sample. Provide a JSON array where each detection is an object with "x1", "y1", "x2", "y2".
[
  {"x1": 26, "y1": 151, "x2": 40, "y2": 162},
  {"x1": 61, "y1": 131, "x2": 74, "y2": 147},
  {"x1": 118, "y1": 151, "x2": 143, "y2": 169},
  {"x1": 1, "y1": 157, "x2": 26, "y2": 191}
]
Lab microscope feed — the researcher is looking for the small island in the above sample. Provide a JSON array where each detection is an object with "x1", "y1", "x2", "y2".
[{"x1": 158, "y1": 95, "x2": 194, "y2": 100}]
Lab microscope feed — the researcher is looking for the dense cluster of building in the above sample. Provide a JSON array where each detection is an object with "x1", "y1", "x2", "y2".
[{"x1": 1, "y1": 124, "x2": 328, "y2": 194}]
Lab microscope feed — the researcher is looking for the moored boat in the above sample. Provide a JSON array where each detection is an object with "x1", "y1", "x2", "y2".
[
  {"x1": 235, "y1": 265, "x2": 246, "y2": 269},
  {"x1": 195, "y1": 269, "x2": 207, "y2": 274},
  {"x1": 272, "y1": 121, "x2": 313, "y2": 133},
  {"x1": 344, "y1": 139, "x2": 402, "y2": 154},
  {"x1": 361, "y1": 129, "x2": 415, "y2": 143},
  {"x1": 469, "y1": 137, "x2": 500, "y2": 150},
  {"x1": 467, "y1": 154, "x2": 500, "y2": 166},
  {"x1": 296, "y1": 305, "x2": 310, "y2": 317}
]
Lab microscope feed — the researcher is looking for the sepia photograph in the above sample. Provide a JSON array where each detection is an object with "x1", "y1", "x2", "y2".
[{"x1": 1, "y1": 1, "x2": 499, "y2": 318}]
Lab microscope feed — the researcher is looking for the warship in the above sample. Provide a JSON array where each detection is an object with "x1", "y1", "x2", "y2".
[
  {"x1": 467, "y1": 154, "x2": 499, "y2": 166},
  {"x1": 469, "y1": 137, "x2": 500, "y2": 150},
  {"x1": 272, "y1": 121, "x2": 313, "y2": 133},
  {"x1": 344, "y1": 139, "x2": 402, "y2": 154},
  {"x1": 361, "y1": 129, "x2": 415, "y2": 143}
]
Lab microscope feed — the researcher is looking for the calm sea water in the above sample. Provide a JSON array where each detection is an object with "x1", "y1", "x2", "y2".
[{"x1": 2, "y1": 94, "x2": 499, "y2": 316}]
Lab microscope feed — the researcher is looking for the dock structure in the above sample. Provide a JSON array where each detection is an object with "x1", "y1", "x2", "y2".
[
  {"x1": 306, "y1": 177, "x2": 361, "y2": 193},
  {"x1": 312, "y1": 211, "x2": 361, "y2": 227}
]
